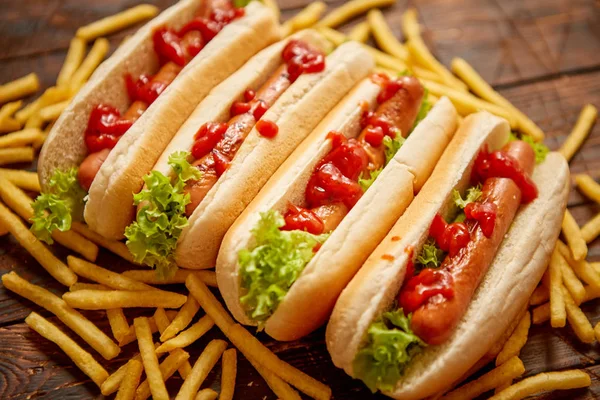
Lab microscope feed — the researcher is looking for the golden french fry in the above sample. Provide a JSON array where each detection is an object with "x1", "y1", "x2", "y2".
[
  {"x1": 592, "y1": 262, "x2": 600, "y2": 275},
  {"x1": 0, "y1": 168, "x2": 40, "y2": 192},
  {"x1": 156, "y1": 315, "x2": 215, "y2": 354},
  {"x1": 160, "y1": 295, "x2": 200, "y2": 341},
  {"x1": 175, "y1": 339, "x2": 228, "y2": 400},
  {"x1": 15, "y1": 86, "x2": 71, "y2": 123},
  {"x1": 595, "y1": 321, "x2": 600, "y2": 342},
  {"x1": 0, "y1": 73, "x2": 40, "y2": 104},
  {"x1": 119, "y1": 315, "x2": 159, "y2": 347},
  {"x1": 38, "y1": 100, "x2": 69, "y2": 122},
  {"x1": 0, "y1": 117, "x2": 22, "y2": 133},
  {"x1": 0, "y1": 203, "x2": 77, "y2": 286},
  {"x1": 101, "y1": 351, "x2": 146, "y2": 395},
  {"x1": 136, "y1": 348, "x2": 190, "y2": 400},
  {"x1": 367, "y1": 9, "x2": 409, "y2": 61},
  {"x1": 115, "y1": 359, "x2": 143, "y2": 400},
  {"x1": 70, "y1": 282, "x2": 110, "y2": 291},
  {"x1": 0, "y1": 129, "x2": 44, "y2": 149},
  {"x1": 562, "y1": 210, "x2": 587, "y2": 261},
  {"x1": 134, "y1": 317, "x2": 169, "y2": 400},
  {"x1": 281, "y1": 2, "x2": 326, "y2": 36},
  {"x1": 348, "y1": 21, "x2": 370, "y2": 43},
  {"x1": 76, "y1": 4, "x2": 159, "y2": 42},
  {"x1": 441, "y1": 356, "x2": 525, "y2": 400},
  {"x1": 450, "y1": 58, "x2": 544, "y2": 141},
  {"x1": 247, "y1": 354, "x2": 302, "y2": 400},
  {"x1": 24, "y1": 113, "x2": 43, "y2": 129},
  {"x1": 57, "y1": 38, "x2": 86, "y2": 87},
  {"x1": 67, "y1": 256, "x2": 153, "y2": 291},
  {"x1": 2, "y1": 272, "x2": 120, "y2": 359},
  {"x1": 154, "y1": 308, "x2": 193, "y2": 379},
  {"x1": 26, "y1": 312, "x2": 109, "y2": 387},
  {"x1": 122, "y1": 269, "x2": 217, "y2": 286},
  {"x1": 186, "y1": 274, "x2": 235, "y2": 329},
  {"x1": 561, "y1": 262, "x2": 586, "y2": 305},
  {"x1": 70, "y1": 38, "x2": 110, "y2": 90},
  {"x1": 549, "y1": 247, "x2": 566, "y2": 327},
  {"x1": 557, "y1": 240, "x2": 600, "y2": 291},
  {"x1": 575, "y1": 174, "x2": 600, "y2": 204},
  {"x1": 489, "y1": 370, "x2": 591, "y2": 400},
  {"x1": 195, "y1": 389, "x2": 219, "y2": 400},
  {"x1": 529, "y1": 284, "x2": 549, "y2": 306},
  {"x1": 494, "y1": 381, "x2": 512, "y2": 395},
  {"x1": 581, "y1": 212, "x2": 600, "y2": 244},
  {"x1": 532, "y1": 302, "x2": 550, "y2": 324},
  {"x1": 316, "y1": 26, "x2": 346, "y2": 46},
  {"x1": 559, "y1": 104, "x2": 598, "y2": 162},
  {"x1": 562, "y1": 286, "x2": 595, "y2": 343},
  {"x1": 0, "y1": 147, "x2": 34, "y2": 165},
  {"x1": 318, "y1": 0, "x2": 395, "y2": 28},
  {"x1": 0, "y1": 100, "x2": 23, "y2": 126},
  {"x1": 496, "y1": 312, "x2": 530, "y2": 366},
  {"x1": 220, "y1": 348, "x2": 237, "y2": 400},
  {"x1": 71, "y1": 221, "x2": 136, "y2": 263},
  {"x1": 63, "y1": 289, "x2": 186, "y2": 310},
  {"x1": 107, "y1": 308, "x2": 129, "y2": 342}
]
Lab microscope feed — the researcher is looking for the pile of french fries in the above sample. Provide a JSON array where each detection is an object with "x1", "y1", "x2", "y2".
[{"x1": 0, "y1": 1, "x2": 599, "y2": 399}]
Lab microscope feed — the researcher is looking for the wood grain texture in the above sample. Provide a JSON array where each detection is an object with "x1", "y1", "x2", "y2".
[{"x1": 0, "y1": 0, "x2": 599, "y2": 399}]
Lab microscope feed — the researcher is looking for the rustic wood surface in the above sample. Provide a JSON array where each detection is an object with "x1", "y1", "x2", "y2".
[{"x1": 0, "y1": 0, "x2": 599, "y2": 398}]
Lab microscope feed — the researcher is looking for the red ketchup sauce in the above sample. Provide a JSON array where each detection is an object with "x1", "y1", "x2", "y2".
[
  {"x1": 256, "y1": 120, "x2": 278, "y2": 138},
  {"x1": 282, "y1": 40, "x2": 326, "y2": 82},
  {"x1": 282, "y1": 204, "x2": 325, "y2": 234},
  {"x1": 84, "y1": 105, "x2": 133, "y2": 153}
]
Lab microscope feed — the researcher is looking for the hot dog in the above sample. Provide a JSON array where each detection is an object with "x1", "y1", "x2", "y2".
[
  {"x1": 122, "y1": 34, "x2": 374, "y2": 277},
  {"x1": 326, "y1": 112, "x2": 569, "y2": 399},
  {"x1": 215, "y1": 72, "x2": 458, "y2": 341},
  {"x1": 35, "y1": 0, "x2": 280, "y2": 242}
]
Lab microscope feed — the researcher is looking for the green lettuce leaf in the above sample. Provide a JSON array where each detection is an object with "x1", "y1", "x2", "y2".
[
  {"x1": 383, "y1": 134, "x2": 405, "y2": 165},
  {"x1": 124, "y1": 151, "x2": 201, "y2": 278},
  {"x1": 233, "y1": 0, "x2": 252, "y2": 7},
  {"x1": 358, "y1": 168, "x2": 383, "y2": 192},
  {"x1": 509, "y1": 131, "x2": 549, "y2": 164},
  {"x1": 238, "y1": 210, "x2": 329, "y2": 322},
  {"x1": 30, "y1": 168, "x2": 86, "y2": 244},
  {"x1": 453, "y1": 184, "x2": 482, "y2": 209},
  {"x1": 411, "y1": 88, "x2": 432, "y2": 133},
  {"x1": 416, "y1": 239, "x2": 445, "y2": 270},
  {"x1": 353, "y1": 309, "x2": 425, "y2": 392}
]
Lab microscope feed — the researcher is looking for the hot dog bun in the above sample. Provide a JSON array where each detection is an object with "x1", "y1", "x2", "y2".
[
  {"x1": 325, "y1": 112, "x2": 569, "y2": 399},
  {"x1": 216, "y1": 75, "x2": 458, "y2": 339},
  {"x1": 173, "y1": 40, "x2": 374, "y2": 270}
]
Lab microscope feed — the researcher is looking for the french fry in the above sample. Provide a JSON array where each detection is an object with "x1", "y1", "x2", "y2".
[
  {"x1": 247, "y1": 354, "x2": 302, "y2": 400},
  {"x1": 107, "y1": 308, "x2": 129, "y2": 342},
  {"x1": 67, "y1": 256, "x2": 153, "y2": 291},
  {"x1": 263, "y1": 0, "x2": 280, "y2": 19},
  {"x1": 494, "y1": 381, "x2": 512, "y2": 395},
  {"x1": 529, "y1": 284, "x2": 549, "y2": 306},
  {"x1": 70, "y1": 282, "x2": 110, "y2": 291},
  {"x1": 561, "y1": 262, "x2": 586, "y2": 305},
  {"x1": 119, "y1": 315, "x2": 163, "y2": 346},
  {"x1": 134, "y1": 317, "x2": 169, "y2": 400},
  {"x1": 557, "y1": 240, "x2": 600, "y2": 291},
  {"x1": 175, "y1": 339, "x2": 228, "y2": 400},
  {"x1": 0, "y1": 147, "x2": 34, "y2": 165},
  {"x1": 559, "y1": 104, "x2": 598, "y2": 162},
  {"x1": 562, "y1": 286, "x2": 595, "y2": 343},
  {"x1": 0, "y1": 128, "x2": 44, "y2": 149},
  {"x1": 0, "y1": 73, "x2": 40, "y2": 104},
  {"x1": 101, "y1": 345, "x2": 162, "y2": 395},
  {"x1": 122, "y1": 269, "x2": 217, "y2": 286},
  {"x1": 367, "y1": 9, "x2": 409, "y2": 61},
  {"x1": 2, "y1": 272, "x2": 120, "y2": 359},
  {"x1": 24, "y1": 113, "x2": 43, "y2": 129},
  {"x1": 0, "y1": 204, "x2": 77, "y2": 286},
  {"x1": 575, "y1": 174, "x2": 600, "y2": 204},
  {"x1": 595, "y1": 321, "x2": 600, "y2": 342},
  {"x1": 154, "y1": 308, "x2": 193, "y2": 379},
  {"x1": 115, "y1": 359, "x2": 143, "y2": 400},
  {"x1": 220, "y1": 348, "x2": 237, "y2": 400},
  {"x1": 63, "y1": 289, "x2": 187, "y2": 310},
  {"x1": 136, "y1": 348, "x2": 191, "y2": 400},
  {"x1": 441, "y1": 356, "x2": 525, "y2": 400},
  {"x1": 195, "y1": 389, "x2": 218, "y2": 400},
  {"x1": 0, "y1": 100, "x2": 23, "y2": 127},
  {"x1": 15, "y1": 86, "x2": 70, "y2": 123},
  {"x1": 76, "y1": 4, "x2": 159, "y2": 42},
  {"x1": 496, "y1": 312, "x2": 531, "y2": 366},
  {"x1": 25, "y1": 312, "x2": 109, "y2": 387},
  {"x1": 156, "y1": 315, "x2": 215, "y2": 354},
  {"x1": 38, "y1": 100, "x2": 69, "y2": 122},
  {"x1": 186, "y1": 274, "x2": 235, "y2": 329},
  {"x1": 593, "y1": 262, "x2": 600, "y2": 275},
  {"x1": 348, "y1": 21, "x2": 370, "y2": 43},
  {"x1": 549, "y1": 247, "x2": 566, "y2": 328},
  {"x1": 70, "y1": 38, "x2": 110, "y2": 90},
  {"x1": 71, "y1": 221, "x2": 136, "y2": 263},
  {"x1": 318, "y1": 0, "x2": 395, "y2": 28},
  {"x1": 281, "y1": 2, "x2": 326, "y2": 36},
  {"x1": 160, "y1": 295, "x2": 200, "y2": 341},
  {"x1": 0, "y1": 118, "x2": 22, "y2": 133},
  {"x1": 0, "y1": 168, "x2": 40, "y2": 192},
  {"x1": 450, "y1": 58, "x2": 544, "y2": 141},
  {"x1": 489, "y1": 370, "x2": 591, "y2": 400},
  {"x1": 532, "y1": 302, "x2": 550, "y2": 324},
  {"x1": 57, "y1": 38, "x2": 86, "y2": 87},
  {"x1": 581, "y1": 212, "x2": 600, "y2": 243},
  {"x1": 562, "y1": 210, "x2": 587, "y2": 261}
]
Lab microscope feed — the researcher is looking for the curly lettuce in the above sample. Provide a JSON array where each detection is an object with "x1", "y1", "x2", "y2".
[
  {"x1": 354, "y1": 309, "x2": 425, "y2": 392},
  {"x1": 124, "y1": 151, "x2": 201, "y2": 278},
  {"x1": 416, "y1": 239, "x2": 445, "y2": 270},
  {"x1": 509, "y1": 131, "x2": 549, "y2": 164},
  {"x1": 453, "y1": 184, "x2": 482, "y2": 209},
  {"x1": 238, "y1": 210, "x2": 329, "y2": 323},
  {"x1": 411, "y1": 88, "x2": 432, "y2": 133},
  {"x1": 358, "y1": 168, "x2": 383, "y2": 192},
  {"x1": 30, "y1": 168, "x2": 86, "y2": 244}
]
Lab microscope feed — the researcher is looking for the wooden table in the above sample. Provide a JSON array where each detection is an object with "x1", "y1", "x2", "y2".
[{"x1": 1, "y1": 0, "x2": 599, "y2": 398}]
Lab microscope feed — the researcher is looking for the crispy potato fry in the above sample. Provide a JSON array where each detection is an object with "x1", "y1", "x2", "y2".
[
  {"x1": 101, "y1": 344, "x2": 163, "y2": 395},
  {"x1": 119, "y1": 315, "x2": 158, "y2": 347},
  {"x1": 318, "y1": 0, "x2": 395, "y2": 28},
  {"x1": 496, "y1": 312, "x2": 531, "y2": 366},
  {"x1": 0, "y1": 203, "x2": 77, "y2": 286},
  {"x1": 107, "y1": 308, "x2": 129, "y2": 342},
  {"x1": 0, "y1": 128, "x2": 44, "y2": 149},
  {"x1": 549, "y1": 247, "x2": 566, "y2": 327},
  {"x1": 575, "y1": 174, "x2": 600, "y2": 204},
  {"x1": 529, "y1": 284, "x2": 549, "y2": 306},
  {"x1": 63, "y1": 289, "x2": 187, "y2": 310},
  {"x1": 220, "y1": 348, "x2": 237, "y2": 400},
  {"x1": 562, "y1": 210, "x2": 587, "y2": 261},
  {"x1": 532, "y1": 302, "x2": 550, "y2": 324},
  {"x1": 2, "y1": 271, "x2": 120, "y2": 359},
  {"x1": 494, "y1": 381, "x2": 512, "y2": 395},
  {"x1": 175, "y1": 339, "x2": 228, "y2": 400},
  {"x1": 557, "y1": 240, "x2": 600, "y2": 291},
  {"x1": 0, "y1": 73, "x2": 40, "y2": 104},
  {"x1": 57, "y1": 38, "x2": 86, "y2": 87},
  {"x1": 115, "y1": 359, "x2": 143, "y2": 400},
  {"x1": 0, "y1": 117, "x2": 21, "y2": 133},
  {"x1": 592, "y1": 262, "x2": 600, "y2": 275},
  {"x1": 38, "y1": 100, "x2": 69, "y2": 122},
  {"x1": 316, "y1": 26, "x2": 346, "y2": 46},
  {"x1": 160, "y1": 295, "x2": 200, "y2": 341},
  {"x1": 186, "y1": 274, "x2": 235, "y2": 329},
  {"x1": 281, "y1": 2, "x2": 326, "y2": 36},
  {"x1": 348, "y1": 21, "x2": 370, "y2": 43},
  {"x1": 559, "y1": 104, "x2": 598, "y2": 162},
  {"x1": 367, "y1": 9, "x2": 409, "y2": 61},
  {"x1": 136, "y1": 348, "x2": 190, "y2": 400},
  {"x1": 581, "y1": 212, "x2": 600, "y2": 244},
  {"x1": 0, "y1": 101, "x2": 23, "y2": 132},
  {"x1": 247, "y1": 354, "x2": 302, "y2": 400},
  {"x1": 71, "y1": 221, "x2": 136, "y2": 263},
  {"x1": 441, "y1": 356, "x2": 525, "y2": 400},
  {"x1": 67, "y1": 256, "x2": 153, "y2": 291},
  {"x1": 134, "y1": 317, "x2": 169, "y2": 400},
  {"x1": 156, "y1": 315, "x2": 215, "y2": 354},
  {"x1": 70, "y1": 282, "x2": 110, "y2": 291},
  {"x1": 562, "y1": 286, "x2": 595, "y2": 343},
  {"x1": 0, "y1": 147, "x2": 34, "y2": 165},
  {"x1": 595, "y1": 321, "x2": 600, "y2": 342},
  {"x1": 261, "y1": 0, "x2": 280, "y2": 20},
  {"x1": 15, "y1": 86, "x2": 70, "y2": 123},
  {"x1": 195, "y1": 389, "x2": 218, "y2": 400},
  {"x1": 154, "y1": 307, "x2": 193, "y2": 379},
  {"x1": 26, "y1": 312, "x2": 109, "y2": 387},
  {"x1": 450, "y1": 58, "x2": 544, "y2": 141},
  {"x1": 561, "y1": 262, "x2": 586, "y2": 305},
  {"x1": 70, "y1": 38, "x2": 110, "y2": 90},
  {"x1": 489, "y1": 370, "x2": 591, "y2": 400},
  {"x1": 76, "y1": 4, "x2": 159, "y2": 42},
  {"x1": 122, "y1": 269, "x2": 217, "y2": 286},
  {"x1": 24, "y1": 113, "x2": 43, "y2": 129}
]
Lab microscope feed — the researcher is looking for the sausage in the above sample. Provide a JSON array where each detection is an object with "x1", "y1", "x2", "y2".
[
  {"x1": 78, "y1": 149, "x2": 111, "y2": 191},
  {"x1": 312, "y1": 202, "x2": 349, "y2": 233},
  {"x1": 410, "y1": 140, "x2": 536, "y2": 345}
]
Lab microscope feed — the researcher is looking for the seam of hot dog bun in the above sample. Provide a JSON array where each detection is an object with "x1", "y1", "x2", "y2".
[{"x1": 83, "y1": 2, "x2": 280, "y2": 239}]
